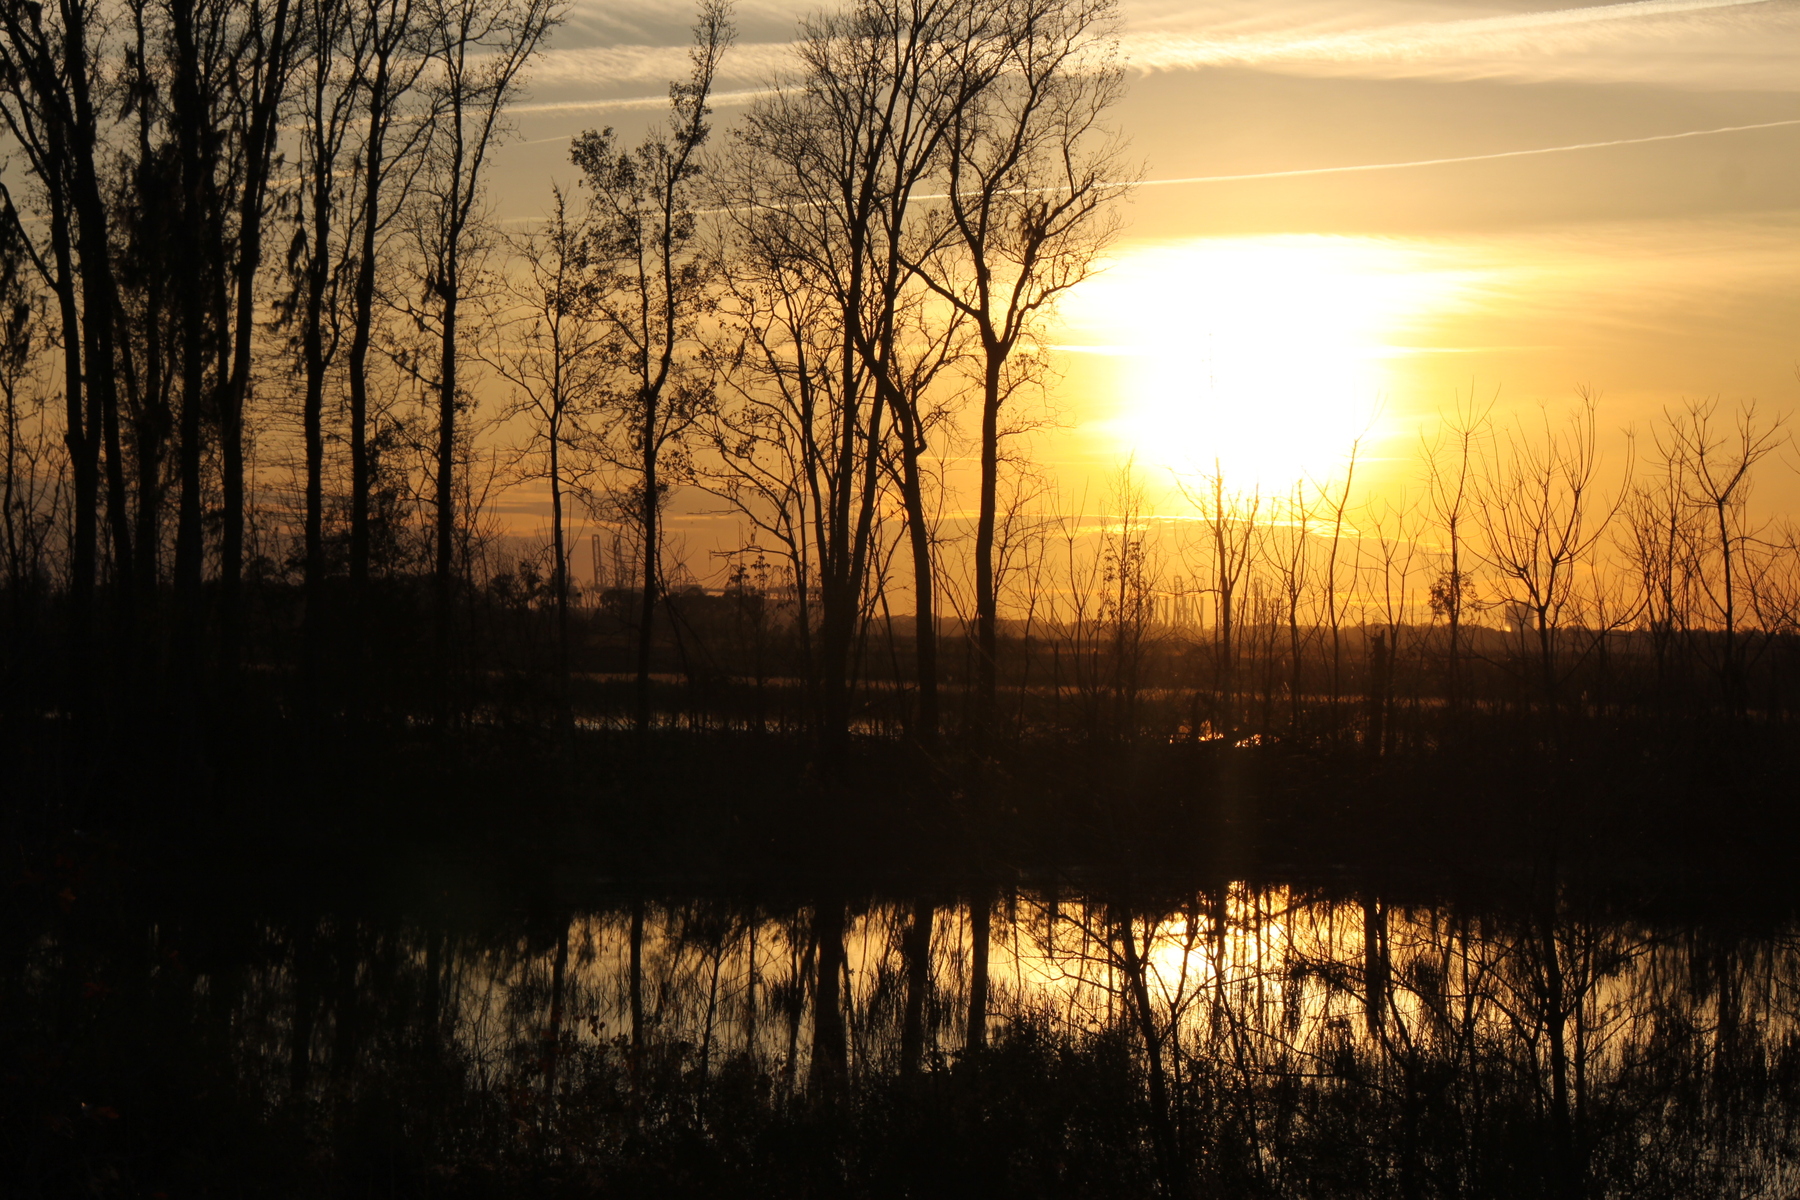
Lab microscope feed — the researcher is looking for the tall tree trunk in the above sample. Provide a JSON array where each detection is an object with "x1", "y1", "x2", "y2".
[
  {"x1": 77, "y1": 171, "x2": 128, "y2": 675},
  {"x1": 895, "y1": 402, "x2": 937, "y2": 745},
  {"x1": 172, "y1": 251, "x2": 206, "y2": 673},
  {"x1": 99, "y1": 357, "x2": 131, "y2": 622},
  {"x1": 130, "y1": 360, "x2": 168, "y2": 620},
  {"x1": 297, "y1": 1, "x2": 341, "y2": 697},
  {"x1": 56, "y1": 1, "x2": 110, "y2": 690},
  {"x1": 217, "y1": 344, "x2": 245, "y2": 674},
  {"x1": 973, "y1": 355, "x2": 1001, "y2": 736},
  {"x1": 44, "y1": 178, "x2": 94, "y2": 682},
  {"x1": 169, "y1": 0, "x2": 213, "y2": 678},
  {"x1": 812, "y1": 298, "x2": 886, "y2": 757},
  {"x1": 434, "y1": 266, "x2": 458, "y2": 719},
  {"x1": 301, "y1": 179, "x2": 329, "y2": 694},
  {"x1": 347, "y1": 55, "x2": 389, "y2": 594},
  {"x1": 549, "y1": 409, "x2": 570, "y2": 735},
  {"x1": 635, "y1": 394, "x2": 656, "y2": 735},
  {"x1": 218, "y1": 0, "x2": 293, "y2": 676}
]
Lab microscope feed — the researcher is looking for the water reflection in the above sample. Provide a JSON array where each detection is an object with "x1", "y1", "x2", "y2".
[{"x1": 15, "y1": 883, "x2": 1800, "y2": 1197}]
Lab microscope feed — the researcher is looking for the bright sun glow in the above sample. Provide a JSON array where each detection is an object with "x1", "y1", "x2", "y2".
[{"x1": 1060, "y1": 236, "x2": 1476, "y2": 493}]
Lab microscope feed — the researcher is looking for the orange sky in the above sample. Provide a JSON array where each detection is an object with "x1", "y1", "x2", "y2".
[{"x1": 480, "y1": 0, "x2": 1800, "y2": 573}]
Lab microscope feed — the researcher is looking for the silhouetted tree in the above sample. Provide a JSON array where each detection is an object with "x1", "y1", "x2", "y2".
[
  {"x1": 488, "y1": 187, "x2": 600, "y2": 733},
  {"x1": 411, "y1": 0, "x2": 558, "y2": 714},
  {"x1": 911, "y1": 0, "x2": 1129, "y2": 738},
  {"x1": 572, "y1": 0, "x2": 730, "y2": 737}
]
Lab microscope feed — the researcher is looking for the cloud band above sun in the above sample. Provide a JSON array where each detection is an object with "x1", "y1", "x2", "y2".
[{"x1": 529, "y1": 0, "x2": 1800, "y2": 103}]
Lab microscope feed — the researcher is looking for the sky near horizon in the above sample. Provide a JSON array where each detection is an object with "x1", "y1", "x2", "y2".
[{"x1": 484, "y1": 0, "x2": 1800, "y2": 557}]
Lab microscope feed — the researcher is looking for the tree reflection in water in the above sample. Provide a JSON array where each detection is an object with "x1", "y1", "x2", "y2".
[{"x1": 12, "y1": 883, "x2": 1800, "y2": 1197}]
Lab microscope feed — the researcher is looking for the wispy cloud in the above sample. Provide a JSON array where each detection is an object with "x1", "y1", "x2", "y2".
[
  {"x1": 511, "y1": 87, "x2": 772, "y2": 119},
  {"x1": 516, "y1": 0, "x2": 1798, "y2": 121},
  {"x1": 1121, "y1": 0, "x2": 1800, "y2": 89},
  {"x1": 526, "y1": 40, "x2": 792, "y2": 93}
]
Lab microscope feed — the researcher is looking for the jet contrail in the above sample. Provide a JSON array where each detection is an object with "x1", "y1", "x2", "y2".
[
  {"x1": 1137, "y1": 117, "x2": 1800, "y2": 188},
  {"x1": 511, "y1": 88, "x2": 772, "y2": 118},
  {"x1": 669, "y1": 115, "x2": 1800, "y2": 217}
]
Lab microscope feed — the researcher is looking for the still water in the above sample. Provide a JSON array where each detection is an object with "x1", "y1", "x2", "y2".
[{"x1": 14, "y1": 881, "x2": 1800, "y2": 1197}]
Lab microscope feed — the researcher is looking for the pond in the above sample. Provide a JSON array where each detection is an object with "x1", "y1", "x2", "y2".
[{"x1": 11, "y1": 877, "x2": 1800, "y2": 1197}]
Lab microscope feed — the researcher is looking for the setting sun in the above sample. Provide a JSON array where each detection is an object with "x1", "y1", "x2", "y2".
[{"x1": 1061, "y1": 235, "x2": 1478, "y2": 491}]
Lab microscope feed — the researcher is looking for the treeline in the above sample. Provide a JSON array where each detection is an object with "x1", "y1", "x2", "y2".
[
  {"x1": 2, "y1": 0, "x2": 1796, "y2": 765},
  {"x1": 0, "y1": 0, "x2": 560, "y2": 714},
  {"x1": 937, "y1": 394, "x2": 1800, "y2": 751},
  {"x1": 468, "y1": 392, "x2": 1800, "y2": 754},
  {"x1": 0, "y1": 0, "x2": 1139, "y2": 755}
]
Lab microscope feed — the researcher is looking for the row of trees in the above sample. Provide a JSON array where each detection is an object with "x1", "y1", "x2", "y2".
[
  {"x1": 0, "y1": 0, "x2": 1134, "y2": 757},
  {"x1": 491, "y1": 0, "x2": 1131, "y2": 746},
  {"x1": 1014, "y1": 394, "x2": 1800, "y2": 746},
  {"x1": 0, "y1": 0, "x2": 559, "y2": 713},
  {"x1": 494, "y1": 392, "x2": 1792, "y2": 750}
]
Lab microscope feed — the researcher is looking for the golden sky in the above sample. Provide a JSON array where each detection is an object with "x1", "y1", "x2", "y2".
[{"x1": 486, "y1": 0, "x2": 1800, "y2": 552}]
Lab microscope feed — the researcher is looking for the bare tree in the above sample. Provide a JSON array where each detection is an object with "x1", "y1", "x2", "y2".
[
  {"x1": 411, "y1": 0, "x2": 559, "y2": 709},
  {"x1": 720, "y1": 0, "x2": 976, "y2": 749},
  {"x1": 572, "y1": 0, "x2": 730, "y2": 737},
  {"x1": 1181, "y1": 462, "x2": 1259, "y2": 735},
  {"x1": 1476, "y1": 394, "x2": 1625, "y2": 721},
  {"x1": 0, "y1": 214, "x2": 62, "y2": 612},
  {"x1": 1098, "y1": 463, "x2": 1158, "y2": 736},
  {"x1": 700, "y1": 256, "x2": 831, "y2": 700},
  {"x1": 872, "y1": 263, "x2": 964, "y2": 745},
  {"x1": 910, "y1": 0, "x2": 1131, "y2": 737},
  {"x1": 1360, "y1": 491, "x2": 1424, "y2": 755},
  {"x1": 1619, "y1": 433, "x2": 1702, "y2": 704},
  {"x1": 214, "y1": 0, "x2": 301, "y2": 670},
  {"x1": 1318, "y1": 438, "x2": 1362, "y2": 728},
  {"x1": 282, "y1": 0, "x2": 366, "y2": 686},
  {"x1": 1424, "y1": 395, "x2": 1489, "y2": 715},
  {"x1": 1657, "y1": 398, "x2": 1786, "y2": 713},
  {"x1": 0, "y1": 0, "x2": 123, "y2": 675},
  {"x1": 486, "y1": 186, "x2": 601, "y2": 733},
  {"x1": 345, "y1": 0, "x2": 433, "y2": 597},
  {"x1": 1267, "y1": 480, "x2": 1317, "y2": 735}
]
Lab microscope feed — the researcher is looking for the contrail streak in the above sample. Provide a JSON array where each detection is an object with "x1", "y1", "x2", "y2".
[
  {"x1": 669, "y1": 115, "x2": 1799, "y2": 219},
  {"x1": 1137, "y1": 117, "x2": 1800, "y2": 188},
  {"x1": 510, "y1": 88, "x2": 771, "y2": 117}
]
